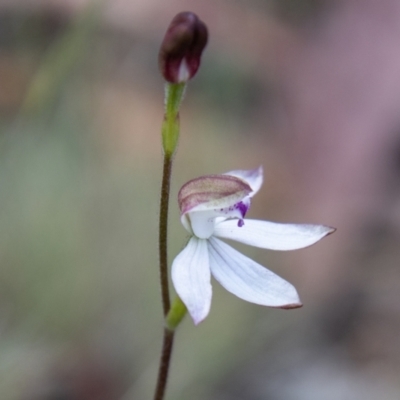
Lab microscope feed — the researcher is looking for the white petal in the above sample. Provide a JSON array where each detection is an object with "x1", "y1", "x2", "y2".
[
  {"x1": 225, "y1": 166, "x2": 263, "y2": 196},
  {"x1": 188, "y1": 210, "x2": 216, "y2": 239},
  {"x1": 214, "y1": 219, "x2": 335, "y2": 251},
  {"x1": 208, "y1": 237, "x2": 301, "y2": 308},
  {"x1": 171, "y1": 237, "x2": 212, "y2": 324}
]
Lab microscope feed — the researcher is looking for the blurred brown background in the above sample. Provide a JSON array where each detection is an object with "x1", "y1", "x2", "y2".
[{"x1": 1, "y1": 0, "x2": 400, "y2": 399}]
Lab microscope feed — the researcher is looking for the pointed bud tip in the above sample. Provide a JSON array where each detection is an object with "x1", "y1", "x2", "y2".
[
  {"x1": 159, "y1": 12, "x2": 208, "y2": 83},
  {"x1": 326, "y1": 226, "x2": 337, "y2": 235},
  {"x1": 280, "y1": 302, "x2": 303, "y2": 310}
]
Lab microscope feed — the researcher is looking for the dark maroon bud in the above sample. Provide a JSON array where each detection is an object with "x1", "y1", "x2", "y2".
[{"x1": 159, "y1": 12, "x2": 208, "y2": 83}]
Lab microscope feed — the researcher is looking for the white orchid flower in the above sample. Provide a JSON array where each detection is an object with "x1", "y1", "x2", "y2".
[{"x1": 171, "y1": 167, "x2": 335, "y2": 325}]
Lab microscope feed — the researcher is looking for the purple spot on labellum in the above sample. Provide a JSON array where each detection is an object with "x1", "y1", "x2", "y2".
[
  {"x1": 236, "y1": 201, "x2": 250, "y2": 218},
  {"x1": 238, "y1": 219, "x2": 244, "y2": 227}
]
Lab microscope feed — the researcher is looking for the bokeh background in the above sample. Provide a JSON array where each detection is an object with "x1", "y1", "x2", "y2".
[{"x1": 1, "y1": 0, "x2": 400, "y2": 399}]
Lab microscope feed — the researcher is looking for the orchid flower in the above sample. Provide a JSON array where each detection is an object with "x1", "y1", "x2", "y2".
[{"x1": 171, "y1": 167, "x2": 335, "y2": 325}]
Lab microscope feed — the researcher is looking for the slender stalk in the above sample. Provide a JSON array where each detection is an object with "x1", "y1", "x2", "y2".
[
  {"x1": 154, "y1": 152, "x2": 174, "y2": 400},
  {"x1": 153, "y1": 297, "x2": 187, "y2": 400},
  {"x1": 153, "y1": 328, "x2": 174, "y2": 400},
  {"x1": 158, "y1": 153, "x2": 172, "y2": 316},
  {"x1": 154, "y1": 82, "x2": 185, "y2": 400},
  {"x1": 158, "y1": 83, "x2": 185, "y2": 316}
]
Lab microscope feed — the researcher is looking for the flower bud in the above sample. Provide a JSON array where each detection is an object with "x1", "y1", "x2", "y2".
[{"x1": 159, "y1": 12, "x2": 208, "y2": 83}]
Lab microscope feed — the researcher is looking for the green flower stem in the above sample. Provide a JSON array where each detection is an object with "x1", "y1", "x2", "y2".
[
  {"x1": 166, "y1": 296, "x2": 187, "y2": 331},
  {"x1": 158, "y1": 82, "x2": 186, "y2": 316},
  {"x1": 162, "y1": 83, "x2": 186, "y2": 156},
  {"x1": 154, "y1": 82, "x2": 186, "y2": 400},
  {"x1": 153, "y1": 299, "x2": 187, "y2": 400}
]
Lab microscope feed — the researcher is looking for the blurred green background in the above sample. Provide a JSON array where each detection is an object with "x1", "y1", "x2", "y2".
[{"x1": 1, "y1": 0, "x2": 400, "y2": 399}]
